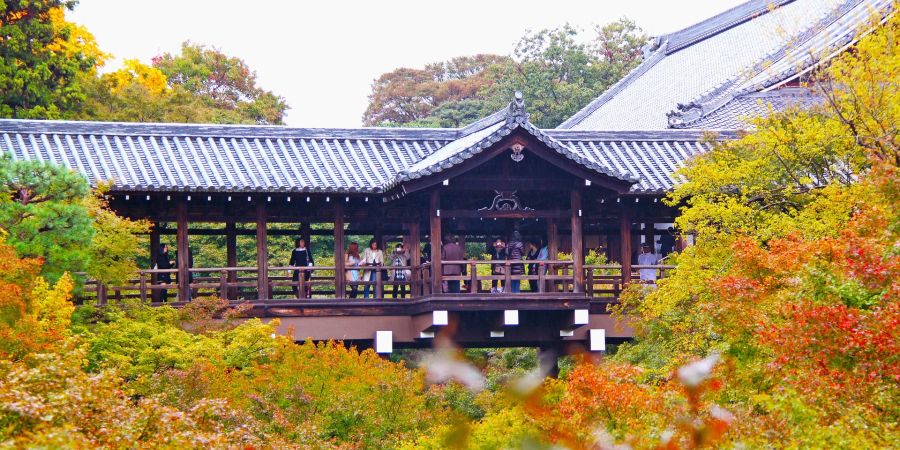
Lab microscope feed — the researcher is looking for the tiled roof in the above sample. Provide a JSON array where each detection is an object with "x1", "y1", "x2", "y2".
[
  {"x1": 1, "y1": 119, "x2": 456, "y2": 193},
  {"x1": 547, "y1": 130, "x2": 724, "y2": 193},
  {"x1": 559, "y1": 0, "x2": 894, "y2": 131},
  {"x1": 0, "y1": 91, "x2": 735, "y2": 195},
  {"x1": 680, "y1": 87, "x2": 822, "y2": 129},
  {"x1": 391, "y1": 95, "x2": 639, "y2": 189},
  {"x1": 0, "y1": 111, "x2": 730, "y2": 195}
]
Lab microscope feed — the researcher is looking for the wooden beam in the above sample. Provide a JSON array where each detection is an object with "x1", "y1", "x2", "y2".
[
  {"x1": 256, "y1": 202, "x2": 269, "y2": 300},
  {"x1": 334, "y1": 203, "x2": 346, "y2": 298},
  {"x1": 571, "y1": 190, "x2": 584, "y2": 293},
  {"x1": 430, "y1": 190, "x2": 442, "y2": 294},
  {"x1": 154, "y1": 228, "x2": 407, "y2": 236},
  {"x1": 441, "y1": 209, "x2": 570, "y2": 219},
  {"x1": 620, "y1": 207, "x2": 632, "y2": 286},
  {"x1": 441, "y1": 178, "x2": 578, "y2": 191},
  {"x1": 176, "y1": 200, "x2": 190, "y2": 302}
]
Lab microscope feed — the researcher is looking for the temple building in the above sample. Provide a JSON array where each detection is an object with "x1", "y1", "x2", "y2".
[{"x1": 0, "y1": 0, "x2": 892, "y2": 356}]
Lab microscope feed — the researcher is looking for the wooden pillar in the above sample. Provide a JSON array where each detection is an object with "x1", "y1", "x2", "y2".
[
  {"x1": 176, "y1": 200, "x2": 190, "y2": 302},
  {"x1": 150, "y1": 226, "x2": 160, "y2": 268},
  {"x1": 620, "y1": 207, "x2": 632, "y2": 286},
  {"x1": 408, "y1": 221, "x2": 421, "y2": 297},
  {"x1": 429, "y1": 190, "x2": 442, "y2": 294},
  {"x1": 256, "y1": 201, "x2": 269, "y2": 300},
  {"x1": 334, "y1": 203, "x2": 346, "y2": 298},
  {"x1": 301, "y1": 221, "x2": 312, "y2": 250},
  {"x1": 225, "y1": 222, "x2": 237, "y2": 300},
  {"x1": 571, "y1": 190, "x2": 584, "y2": 293},
  {"x1": 547, "y1": 219, "x2": 559, "y2": 292},
  {"x1": 149, "y1": 226, "x2": 160, "y2": 302},
  {"x1": 547, "y1": 219, "x2": 559, "y2": 260},
  {"x1": 225, "y1": 223, "x2": 237, "y2": 267},
  {"x1": 644, "y1": 221, "x2": 655, "y2": 253},
  {"x1": 374, "y1": 218, "x2": 384, "y2": 254},
  {"x1": 408, "y1": 222, "x2": 421, "y2": 266}
]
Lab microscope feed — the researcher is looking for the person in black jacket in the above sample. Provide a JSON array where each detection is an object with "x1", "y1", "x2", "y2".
[
  {"x1": 157, "y1": 244, "x2": 173, "y2": 302},
  {"x1": 289, "y1": 238, "x2": 315, "y2": 298},
  {"x1": 507, "y1": 231, "x2": 526, "y2": 293}
]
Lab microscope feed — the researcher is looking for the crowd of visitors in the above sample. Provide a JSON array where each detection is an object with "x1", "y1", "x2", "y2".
[{"x1": 153, "y1": 227, "x2": 671, "y2": 301}]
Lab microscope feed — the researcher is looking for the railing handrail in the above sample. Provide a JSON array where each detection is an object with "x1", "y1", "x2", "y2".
[
  {"x1": 76, "y1": 260, "x2": 676, "y2": 305},
  {"x1": 440, "y1": 259, "x2": 573, "y2": 265}
]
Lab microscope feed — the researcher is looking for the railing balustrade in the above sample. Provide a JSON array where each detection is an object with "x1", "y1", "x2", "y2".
[{"x1": 74, "y1": 261, "x2": 676, "y2": 304}]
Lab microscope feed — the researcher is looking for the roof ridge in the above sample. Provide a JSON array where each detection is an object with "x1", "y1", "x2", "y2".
[
  {"x1": 0, "y1": 118, "x2": 461, "y2": 140},
  {"x1": 457, "y1": 91, "x2": 529, "y2": 136},
  {"x1": 662, "y1": 0, "x2": 797, "y2": 53},
  {"x1": 389, "y1": 97, "x2": 638, "y2": 190}
]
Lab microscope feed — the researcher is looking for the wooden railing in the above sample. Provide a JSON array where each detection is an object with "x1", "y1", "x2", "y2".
[{"x1": 74, "y1": 262, "x2": 676, "y2": 305}]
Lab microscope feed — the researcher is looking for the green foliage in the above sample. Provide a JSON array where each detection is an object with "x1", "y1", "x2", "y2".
[
  {"x1": 0, "y1": 1, "x2": 103, "y2": 119},
  {"x1": 0, "y1": 154, "x2": 92, "y2": 281},
  {"x1": 435, "y1": 381, "x2": 485, "y2": 420},
  {"x1": 0, "y1": 156, "x2": 147, "y2": 285},
  {"x1": 482, "y1": 20, "x2": 646, "y2": 128},
  {"x1": 84, "y1": 188, "x2": 150, "y2": 285},
  {"x1": 607, "y1": 12, "x2": 900, "y2": 448},
  {"x1": 153, "y1": 42, "x2": 289, "y2": 125},
  {"x1": 75, "y1": 60, "x2": 217, "y2": 123},
  {"x1": 77, "y1": 301, "x2": 276, "y2": 385},
  {"x1": 365, "y1": 19, "x2": 647, "y2": 128}
]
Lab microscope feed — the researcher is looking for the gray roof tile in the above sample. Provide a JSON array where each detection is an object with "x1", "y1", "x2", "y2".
[
  {"x1": 559, "y1": 0, "x2": 893, "y2": 131},
  {"x1": 686, "y1": 88, "x2": 822, "y2": 129},
  {"x1": 0, "y1": 109, "x2": 736, "y2": 195}
]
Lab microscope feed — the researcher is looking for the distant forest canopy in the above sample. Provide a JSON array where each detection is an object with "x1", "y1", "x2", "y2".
[
  {"x1": 0, "y1": 1, "x2": 288, "y2": 124},
  {"x1": 363, "y1": 20, "x2": 647, "y2": 129},
  {"x1": 1, "y1": 1, "x2": 646, "y2": 130}
]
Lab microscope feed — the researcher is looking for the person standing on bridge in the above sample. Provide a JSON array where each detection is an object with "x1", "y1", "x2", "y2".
[
  {"x1": 362, "y1": 239, "x2": 384, "y2": 298},
  {"x1": 345, "y1": 242, "x2": 361, "y2": 298},
  {"x1": 507, "y1": 231, "x2": 526, "y2": 293},
  {"x1": 441, "y1": 233, "x2": 465, "y2": 293},
  {"x1": 637, "y1": 244, "x2": 660, "y2": 282},
  {"x1": 289, "y1": 238, "x2": 315, "y2": 298},
  {"x1": 489, "y1": 238, "x2": 507, "y2": 293},
  {"x1": 390, "y1": 243, "x2": 411, "y2": 298}
]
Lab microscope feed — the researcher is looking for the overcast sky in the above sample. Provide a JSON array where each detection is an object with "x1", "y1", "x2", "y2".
[{"x1": 70, "y1": 0, "x2": 745, "y2": 127}]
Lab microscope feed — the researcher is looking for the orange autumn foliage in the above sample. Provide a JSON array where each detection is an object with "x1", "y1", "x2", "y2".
[{"x1": 0, "y1": 239, "x2": 64, "y2": 359}]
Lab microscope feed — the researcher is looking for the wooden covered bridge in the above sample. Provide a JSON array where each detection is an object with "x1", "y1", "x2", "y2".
[
  {"x1": 0, "y1": 95, "x2": 730, "y2": 354},
  {"x1": 3, "y1": 0, "x2": 889, "y2": 357}
]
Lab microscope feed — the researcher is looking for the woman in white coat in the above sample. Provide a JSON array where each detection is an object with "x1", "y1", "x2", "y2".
[{"x1": 361, "y1": 239, "x2": 384, "y2": 298}]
